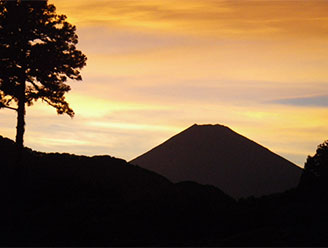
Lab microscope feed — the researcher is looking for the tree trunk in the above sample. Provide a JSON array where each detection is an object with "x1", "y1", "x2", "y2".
[
  {"x1": 10, "y1": 81, "x2": 26, "y2": 232},
  {"x1": 15, "y1": 81, "x2": 26, "y2": 159},
  {"x1": 14, "y1": 80, "x2": 26, "y2": 195}
]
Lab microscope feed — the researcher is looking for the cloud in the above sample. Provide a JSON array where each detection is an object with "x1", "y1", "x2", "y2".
[
  {"x1": 52, "y1": 0, "x2": 328, "y2": 39},
  {"x1": 270, "y1": 95, "x2": 328, "y2": 107},
  {"x1": 77, "y1": 27, "x2": 197, "y2": 56}
]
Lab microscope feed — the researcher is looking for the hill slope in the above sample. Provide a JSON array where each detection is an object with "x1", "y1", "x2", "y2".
[
  {"x1": 1, "y1": 135, "x2": 327, "y2": 246},
  {"x1": 0, "y1": 135, "x2": 234, "y2": 246},
  {"x1": 130, "y1": 124, "x2": 302, "y2": 198}
]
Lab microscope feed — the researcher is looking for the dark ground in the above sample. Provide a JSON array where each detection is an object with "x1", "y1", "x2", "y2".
[{"x1": 0, "y1": 135, "x2": 327, "y2": 247}]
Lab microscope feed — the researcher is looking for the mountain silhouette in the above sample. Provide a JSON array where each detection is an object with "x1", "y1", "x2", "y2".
[{"x1": 130, "y1": 124, "x2": 302, "y2": 198}]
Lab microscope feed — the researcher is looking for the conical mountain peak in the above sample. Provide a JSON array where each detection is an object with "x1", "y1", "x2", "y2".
[
  {"x1": 188, "y1": 123, "x2": 231, "y2": 130},
  {"x1": 130, "y1": 124, "x2": 302, "y2": 199}
]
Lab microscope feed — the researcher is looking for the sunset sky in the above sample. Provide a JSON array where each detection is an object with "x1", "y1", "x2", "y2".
[{"x1": 1, "y1": 0, "x2": 328, "y2": 167}]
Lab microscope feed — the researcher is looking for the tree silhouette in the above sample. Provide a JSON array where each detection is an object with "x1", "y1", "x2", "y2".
[
  {"x1": 0, "y1": 0, "x2": 87, "y2": 155},
  {"x1": 299, "y1": 140, "x2": 328, "y2": 198}
]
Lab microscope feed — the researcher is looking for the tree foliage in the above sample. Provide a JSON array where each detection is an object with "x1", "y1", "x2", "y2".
[
  {"x1": 0, "y1": 0, "x2": 86, "y2": 115},
  {"x1": 0, "y1": 0, "x2": 86, "y2": 148},
  {"x1": 299, "y1": 140, "x2": 328, "y2": 191}
]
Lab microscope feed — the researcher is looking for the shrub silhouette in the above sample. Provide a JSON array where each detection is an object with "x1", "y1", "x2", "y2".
[{"x1": 299, "y1": 140, "x2": 328, "y2": 199}]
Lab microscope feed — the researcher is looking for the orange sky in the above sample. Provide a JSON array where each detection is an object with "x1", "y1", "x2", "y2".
[{"x1": 1, "y1": 0, "x2": 328, "y2": 166}]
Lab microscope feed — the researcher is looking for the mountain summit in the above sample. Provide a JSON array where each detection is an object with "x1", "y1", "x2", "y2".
[{"x1": 130, "y1": 124, "x2": 302, "y2": 198}]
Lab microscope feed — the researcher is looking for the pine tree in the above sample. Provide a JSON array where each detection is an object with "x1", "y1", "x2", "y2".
[{"x1": 0, "y1": 0, "x2": 87, "y2": 155}]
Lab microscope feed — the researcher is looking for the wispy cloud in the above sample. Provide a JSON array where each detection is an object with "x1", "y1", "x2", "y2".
[
  {"x1": 53, "y1": 0, "x2": 328, "y2": 39},
  {"x1": 270, "y1": 95, "x2": 328, "y2": 107}
]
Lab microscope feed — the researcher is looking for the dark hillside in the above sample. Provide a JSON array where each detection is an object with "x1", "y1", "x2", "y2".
[
  {"x1": 0, "y1": 135, "x2": 234, "y2": 246},
  {"x1": 0, "y1": 135, "x2": 327, "y2": 246}
]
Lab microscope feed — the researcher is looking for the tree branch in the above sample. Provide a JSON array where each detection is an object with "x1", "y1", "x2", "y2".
[{"x1": 0, "y1": 104, "x2": 18, "y2": 111}]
